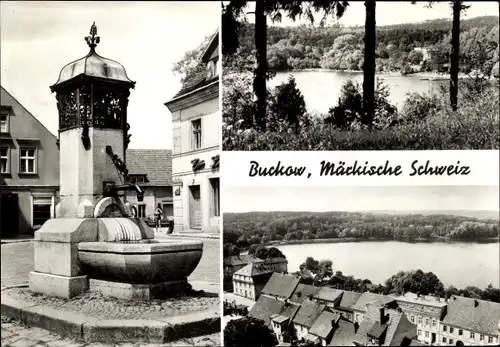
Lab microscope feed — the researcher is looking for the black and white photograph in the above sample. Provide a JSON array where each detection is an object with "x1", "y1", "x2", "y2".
[
  {"x1": 1, "y1": 1, "x2": 221, "y2": 346},
  {"x1": 222, "y1": 185, "x2": 500, "y2": 346},
  {"x1": 222, "y1": 1, "x2": 499, "y2": 151}
]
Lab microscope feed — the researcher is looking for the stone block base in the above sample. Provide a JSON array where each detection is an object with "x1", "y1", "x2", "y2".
[
  {"x1": 29, "y1": 272, "x2": 88, "y2": 299},
  {"x1": 89, "y1": 278, "x2": 190, "y2": 301}
]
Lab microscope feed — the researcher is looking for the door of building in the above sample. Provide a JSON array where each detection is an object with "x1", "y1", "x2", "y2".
[
  {"x1": 1, "y1": 193, "x2": 19, "y2": 238},
  {"x1": 432, "y1": 333, "x2": 436, "y2": 344},
  {"x1": 189, "y1": 185, "x2": 201, "y2": 230}
]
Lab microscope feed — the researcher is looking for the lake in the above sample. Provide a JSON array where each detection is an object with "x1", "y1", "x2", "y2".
[
  {"x1": 276, "y1": 241, "x2": 499, "y2": 288},
  {"x1": 269, "y1": 70, "x2": 447, "y2": 114}
]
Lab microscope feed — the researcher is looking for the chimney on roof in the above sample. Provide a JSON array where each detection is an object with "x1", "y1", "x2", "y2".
[
  {"x1": 331, "y1": 319, "x2": 338, "y2": 329},
  {"x1": 417, "y1": 292, "x2": 420, "y2": 298},
  {"x1": 354, "y1": 322, "x2": 359, "y2": 333},
  {"x1": 474, "y1": 299, "x2": 478, "y2": 307}
]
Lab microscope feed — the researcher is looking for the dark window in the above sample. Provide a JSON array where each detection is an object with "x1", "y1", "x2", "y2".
[
  {"x1": 191, "y1": 119, "x2": 202, "y2": 150},
  {"x1": 1, "y1": 148, "x2": 9, "y2": 173},
  {"x1": 210, "y1": 177, "x2": 220, "y2": 217},
  {"x1": 33, "y1": 200, "x2": 51, "y2": 227}
]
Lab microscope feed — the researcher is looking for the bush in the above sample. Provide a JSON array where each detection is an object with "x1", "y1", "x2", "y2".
[
  {"x1": 223, "y1": 84, "x2": 499, "y2": 150},
  {"x1": 324, "y1": 79, "x2": 398, "y2": 130},
  {"x1": 400, "y1": 92, "x2": 443, "y2": 124}
]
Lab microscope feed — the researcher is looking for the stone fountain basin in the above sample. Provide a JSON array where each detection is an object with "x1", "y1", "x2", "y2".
[{"x1": 78, "y1": 239, "x2": 203, "y2": 284}]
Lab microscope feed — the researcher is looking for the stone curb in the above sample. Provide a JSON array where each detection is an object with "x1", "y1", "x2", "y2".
[
  {"x1": 1, "y1": 295, "x2": 221, "y2": 344},
  {"x1": 165, "y1": 233, "x2": 220, "y2": 240}
]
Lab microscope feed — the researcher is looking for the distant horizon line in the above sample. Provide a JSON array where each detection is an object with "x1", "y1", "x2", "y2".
[
  {"x1": 224, "y1": 209, "x2": 499, "y2": 215},
  {"x1": 257, "y1": 13, "x2": 498, "y2": 29}
]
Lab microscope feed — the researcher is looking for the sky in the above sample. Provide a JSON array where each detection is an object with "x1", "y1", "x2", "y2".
[
  {"x1": 241, "y1": 1, "x2": 498, "y2": 27},
  {"x1": 223, "y1": 186, "x2": 500, "y2": 213},
  {"x1": 0, "y1": 1, "x2": 219, "y2": 149}
]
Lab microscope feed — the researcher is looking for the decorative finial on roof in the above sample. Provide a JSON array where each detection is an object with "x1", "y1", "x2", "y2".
[{"x1": 85, "y1": 22, "x2": 100, "y2": 50}]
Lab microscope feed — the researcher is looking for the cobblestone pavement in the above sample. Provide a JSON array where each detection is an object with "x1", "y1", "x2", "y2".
[
  {"x1": 1, "y1": 238, "x2": 219, "y2": 288},
  {"x1": 1, "y1": 317, "x2": 222, "y2": 346},
  {"x1": 1, "y1": 242, "x2": 34, "y2": 288},
  {"x1": 3, "y1": 288, "x2": 219, "y2": 320}
]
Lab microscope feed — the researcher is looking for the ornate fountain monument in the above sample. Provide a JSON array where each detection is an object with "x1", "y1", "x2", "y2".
[{"x1": 29, "y1": 23, "x2": 203, "y2": 300}]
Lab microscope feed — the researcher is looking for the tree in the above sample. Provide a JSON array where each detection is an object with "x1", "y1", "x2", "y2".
[
  {"x1": 408, "y1": 50, "x2": 424, "y2": 65},
  {"x1": 223, "y1": 1, "x2": 349, "y2": 131},
  {"x1": 270, "y1": 76, "x2": 307, "y2": 128},
  {"x1": 224, "y1": 316, "x2": 278, "y2": 347},
  {"x1": 413, "y1": 1, "x2": 470, "y2": 110},
  {"x1": 172, "y1": 35, "x2": 212, "y2": 83},
  {"x1": 362, "y1": 0, "x2": 376, "y2": 126}
]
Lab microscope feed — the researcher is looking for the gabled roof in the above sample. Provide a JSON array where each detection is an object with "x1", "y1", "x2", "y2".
[
  {"x1": 290, "y1": 284, "x2": 321, "y2": 304},
  {"x1": 126, "y1": 149, "x2": 172, "y2": 186},
  {"x1": 315, "y1": 287, "x2": 344, "y2": 303},
  {"x1": 292, "y1": 300, "x2": 327, "y2": 328},
  {"x1": 167, "y1": 29, "x2": 219, "y2": 102},
  {"x1": 261, "y1": 273, "x2": 300, "y2": 299},
  {"x1": 248, "y1": 295, "x2": 286, "y2": 327},
  {"x1": 328, "y1": 319, "x2": 357, "y2": 346},
  {"x1": 224, "y1": 254, "x2": 264, "y2": 267},
  {"x1": 234, "y1": 262, "x2": 273, "y2": 277},
  {"x1": 200, "y1": 30, "x2": 219, "y2": 63},
  {"x1": 442, "y1": 296, "x2": 500, "y2": 335},
  {"x1": 352, "y1": 292, "x2": 396, "y2": 312},
  {"x1": 353, "y1": 306, "x2": 416, "y2": 346},
  {"x1": 391, "y1": 292, "x2": 447, "y2": 308},
  {"x1": 339, "y1": 291, "x2": 362, "y2": 311},
  {"x1": 309, "y1": 311, "x2": 341, "y2": 339},
  {"x1": 1, "y1": 86, "x2": 57, "y2": 139}
]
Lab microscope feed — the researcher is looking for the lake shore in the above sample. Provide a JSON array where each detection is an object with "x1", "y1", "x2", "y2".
[
  {"x1": 275, "y1": 68, "x2": 478, "y2": 81},
  {"x1": 260, "y1": 236, "x2": 499, "y2": 248}
]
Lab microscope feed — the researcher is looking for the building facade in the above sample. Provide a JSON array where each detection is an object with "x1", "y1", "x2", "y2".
[
  {"x1": 392, "y1": 292, "x2": 447, "y2": 345},
  {"x1": 1, "y1": 86, "x2": 59, "y2": 237},
  {"x1": 232, "y1": 263, "x2": 273, "y2": 301},
  {"x1": 165, "y1": 30, "x2": 220, "y2": 234},
  {"x1": 440, "y1": 296, "x2": 499, "y2": 346},
  {"x1": 124, "y1": 149, "x2": 173, "y2": 223}
]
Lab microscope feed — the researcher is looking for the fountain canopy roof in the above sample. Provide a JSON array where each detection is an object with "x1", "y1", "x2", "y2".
[{"x1": 51, "y1": 22, "x2": 135, "y2": 90}]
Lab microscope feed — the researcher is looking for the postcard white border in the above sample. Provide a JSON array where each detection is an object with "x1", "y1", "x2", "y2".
[{"x1": 221, "y1": 150, "x2": 499, "y2": 187}]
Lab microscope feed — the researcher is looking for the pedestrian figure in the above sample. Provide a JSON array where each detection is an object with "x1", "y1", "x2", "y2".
[{"x1": 154, "y1": 203, "x2": 163, "y2": 233}]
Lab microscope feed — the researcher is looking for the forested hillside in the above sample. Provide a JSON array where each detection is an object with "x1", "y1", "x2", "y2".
[
  {"x1": 223, "y1": 211, "x2": 500, "y2": 249},
  {"x1": 224, "y1": 15, "x2": 499, "y2": 74}
]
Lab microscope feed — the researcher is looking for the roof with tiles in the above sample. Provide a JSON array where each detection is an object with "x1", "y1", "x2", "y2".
[
  {"x1": 126, "y1": 149, "x2": 172, "y2": 186},
  {"x1": 261, "y1": 273, "x2": 300, "y2": 299},
  {"x1": 224, "y1": 254, "x2": 264, "y2": 267},
  {"x1": 248, "y1": 295, "x2": 286, "y2": 327},
  {"x1": 353, "y1": 304, "x2": 416, "y2": 346},
  {"x1": 441, "y1": 296, "x2": 500, "y2": 335},
  {"x1": 234, "y1": 262, "x2": 273, "y2": 277},
  {"x1": 315, "y1": 287, "x2": 344, "y2": 303},
  {"x1": 328, "y1": 319, "x2": 357, "y2": 346},
  {"x1": 339, "y1": 291, "x2": 362, "y2": 311},
  {"x1": 352, "y1": 292, "x2": 396, "y2": 312},
  {"x1": 290, "y1": 284, "x2": 321, "y2": 304},
  {"x1": 392, "y1": 292, "x2": 447, "y2": 308},
  {"x1": 292, "y1": 299, "x2": 328, "y2": 328},
  {"x1": 170, "y1": 30, "x2": 218, "y2": 100},
  {"x1": 309, "y1": 311, "x2": 341, "y2": 339}
]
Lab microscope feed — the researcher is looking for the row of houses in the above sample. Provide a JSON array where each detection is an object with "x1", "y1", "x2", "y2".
[
  {"x1": 245, "y1": 272, "x2": 500, "y2": 346},
  {"x1": 1, "y1": 30, "x2": 220, "y2": 237}
]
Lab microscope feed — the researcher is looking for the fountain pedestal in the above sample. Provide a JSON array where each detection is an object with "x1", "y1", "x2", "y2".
[{"x1": 29, "y1": 219, "x2": 98, "y2": 298}]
